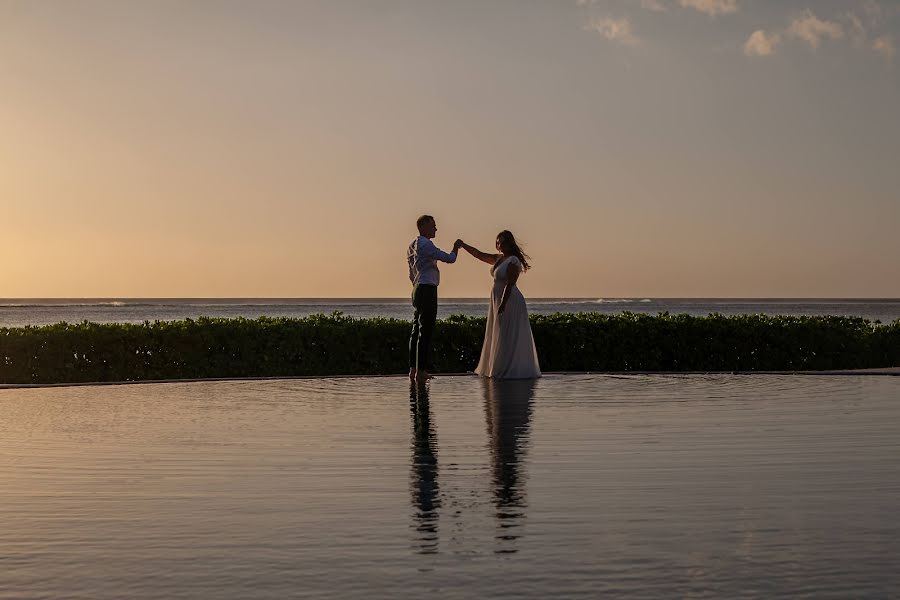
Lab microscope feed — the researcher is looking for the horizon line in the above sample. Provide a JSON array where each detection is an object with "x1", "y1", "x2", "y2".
[{"x1": 2, "y1": 297, "x2": 899, "y2": 302}]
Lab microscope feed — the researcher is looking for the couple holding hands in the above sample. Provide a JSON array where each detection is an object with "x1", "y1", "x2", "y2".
[{"x1": 407, "y1": 214, "x2": 541, "y2": 383}]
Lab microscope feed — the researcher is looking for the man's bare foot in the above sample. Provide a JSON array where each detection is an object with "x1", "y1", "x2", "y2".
[
  {"x1": 416, "y1": 370, "x2": 434, "y2": 383},
  {"x1": 409, "y1": 368, "x2": 417, "y2": 381}
]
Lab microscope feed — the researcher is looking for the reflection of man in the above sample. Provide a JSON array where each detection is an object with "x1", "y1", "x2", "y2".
[
  {"x1": 407, "y1": 215, "x2": 461, "y2": 383},
  {"x1": 409, "y1": 382, "x2": 440, "y2": 554}
]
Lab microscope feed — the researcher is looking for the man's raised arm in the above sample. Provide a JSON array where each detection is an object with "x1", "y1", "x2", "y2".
[{"x1": 421, "y1": 237, "x2": 459, "y2": 264}]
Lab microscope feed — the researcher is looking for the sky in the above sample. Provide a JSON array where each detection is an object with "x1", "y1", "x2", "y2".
[{"x1": 1, "y1": 0, "x2": 898, "y2": 298}]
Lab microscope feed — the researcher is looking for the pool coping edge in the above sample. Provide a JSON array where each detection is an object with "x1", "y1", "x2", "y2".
[{"x1": 1, "y1": 368, "x2": 898, "y2": 390}]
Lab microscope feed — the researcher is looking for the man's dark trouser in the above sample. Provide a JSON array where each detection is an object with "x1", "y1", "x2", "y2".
[{"x1": 410, "y1": 284, "x2": 438, "y2": 371}]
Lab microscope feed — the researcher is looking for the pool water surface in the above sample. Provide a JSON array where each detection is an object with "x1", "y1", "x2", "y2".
[{"x1": 1, "y1": 374, "x2": 898, "y2": 598}]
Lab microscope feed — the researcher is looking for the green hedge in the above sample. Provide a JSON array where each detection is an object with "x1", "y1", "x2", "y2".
[{"x1": 0, "y1": 312, "x2": 897, "y2": 384}]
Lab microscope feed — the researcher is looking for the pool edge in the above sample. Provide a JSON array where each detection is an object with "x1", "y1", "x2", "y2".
[{"x1": 1, "y1": 368, "x2": 898, "y2": 390}]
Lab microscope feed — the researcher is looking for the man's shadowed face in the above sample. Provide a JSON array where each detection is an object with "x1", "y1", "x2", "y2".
[{"x1": 419, "y1": 218, "x2": 437, "y2": 239}]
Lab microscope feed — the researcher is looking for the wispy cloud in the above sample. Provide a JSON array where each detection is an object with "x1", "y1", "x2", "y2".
[
  {"x1": 578, "y1": 1, "x2": 893, "y2": 66},
  {"x1": 582, "y1": 0, "x2": 666, "y2": 10},
  {"x1": 862, "y1": 0, "x2": 885, "y2": 24},
  {"x1": 679, "y1": 0, "x2": 738, "y2": 17},
  {"x1": 744, "y1": 8, "x2": 895, "y2": 65},
  {"x1": 744, "y1": 30, "x2": 780, "y2": 57},
  {"x1": 639, "y1": 0, "x2": 668, "y2": 12},
  {"x1": 872, "y1": 35, "x2": 896, "y2": 63},
  {"x1": 845, "y1": 12, "x2": 867, "y2": 48},
  {"x1": 787, "y1": 10, "x2": 844, "y2": 50},
  {"x1": 586, "y1": 16, "x2": 641, "y2": 46}
]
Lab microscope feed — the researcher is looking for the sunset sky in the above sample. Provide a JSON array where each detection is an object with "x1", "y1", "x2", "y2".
[{"x1": 2, "y1": 0, "x2": 898, "y2": 298}]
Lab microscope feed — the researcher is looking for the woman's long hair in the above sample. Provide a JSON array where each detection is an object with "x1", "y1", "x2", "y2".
[{"x1": 496, "y1": 230, "x2": 531, "y2": 272}]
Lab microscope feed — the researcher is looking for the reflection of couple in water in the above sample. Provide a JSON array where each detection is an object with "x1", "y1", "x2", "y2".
[{"x1": 409, "y1": 378, "x2": 536, "y2": 555}]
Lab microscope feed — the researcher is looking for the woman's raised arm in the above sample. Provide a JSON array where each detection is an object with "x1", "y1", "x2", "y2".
[{"x1": 460, "y1": 241, "x2": 500, "y2": 265}]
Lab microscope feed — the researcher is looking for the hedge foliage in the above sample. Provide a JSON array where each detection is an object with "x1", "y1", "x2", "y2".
[{"x1": 0, "y1": 312, "x2": 897, "y2": 384}]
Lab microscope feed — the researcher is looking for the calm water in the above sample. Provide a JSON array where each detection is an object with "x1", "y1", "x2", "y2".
[
  {"x1": 1, "y1": 298, "x2": 899, "y2": 327},
  {"x1": 1, "y1": 374, "x2": 899, "y2": 599}
]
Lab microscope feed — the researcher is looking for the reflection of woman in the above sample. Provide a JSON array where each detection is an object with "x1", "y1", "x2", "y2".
[
  {"x1": 483, "y1": 377, "x2": 536, "y2": 553},
  {"x1": 409, "y1": 382, "x2": 440, "y2": 554},
  {"x1": 459, "y1": 231, "x2": 541, "y2": 379}
]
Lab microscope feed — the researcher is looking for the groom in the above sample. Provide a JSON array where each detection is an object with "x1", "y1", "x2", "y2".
[{"x1": 407, "y1": 215, "x2": 461, "y2": 383}]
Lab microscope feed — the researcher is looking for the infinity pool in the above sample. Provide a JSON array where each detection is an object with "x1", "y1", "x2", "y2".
[{"x1": 1, "y1": 375, "x2": 898, "y2": 598}]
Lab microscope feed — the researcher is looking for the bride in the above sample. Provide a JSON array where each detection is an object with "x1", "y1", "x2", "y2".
[{"x1": 459, "y1": 231, "x2": 541, "y2": 379}]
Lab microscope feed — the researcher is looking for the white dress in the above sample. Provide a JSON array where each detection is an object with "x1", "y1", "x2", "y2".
[{"x1": 475, "y1": 256, "x2": 541, "y2": 379}]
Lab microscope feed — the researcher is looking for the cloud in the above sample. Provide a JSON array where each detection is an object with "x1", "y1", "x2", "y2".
[
  {"x1": 862, "y1": 0, "x2": 884, "y2": 24},
  {"x1": 586, "y1": 16, "x2": 641, "y2": 46},
  {"x1": 580, "y1": 0, "x2": 667, "y2": 10},
  {"x1": 872, "y1": 35, "x2": 895, "y2": 63},
  {"x1": 678, "y1": 0, "x2": 738, "y2": 16},
  {"x1": 744, "y1": 30, "x2": 780, "y2": 57},
  {"x1": 844, "y1": 12, "x2": 867, "y2": 48},
  {"x1": 787, "y1": 10, "x2": 844, "y2": 49},
  {"x1": 640, "y1": 0, "x2": 668, "y2": 12},
  {"x1": 578, "y1": 0, "x2": 892, "y2": 65}
]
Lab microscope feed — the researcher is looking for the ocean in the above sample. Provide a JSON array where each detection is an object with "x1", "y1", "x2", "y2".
[{"x1": 0, "y1": 298, "x2": 897, "y2": 328}]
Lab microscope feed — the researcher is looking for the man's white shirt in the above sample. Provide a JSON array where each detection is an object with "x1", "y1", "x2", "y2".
[{"x1": 408, "y1": 236, "x2": 457, "y2": 286}]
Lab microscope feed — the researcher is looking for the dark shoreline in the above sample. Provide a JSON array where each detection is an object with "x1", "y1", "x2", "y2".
[
  {"x1": 2, "y1": 299, "x2": 899, "y2": 329},
  {"x1": 1, "y1": 313, "x2": 898, "y2": 385}
]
